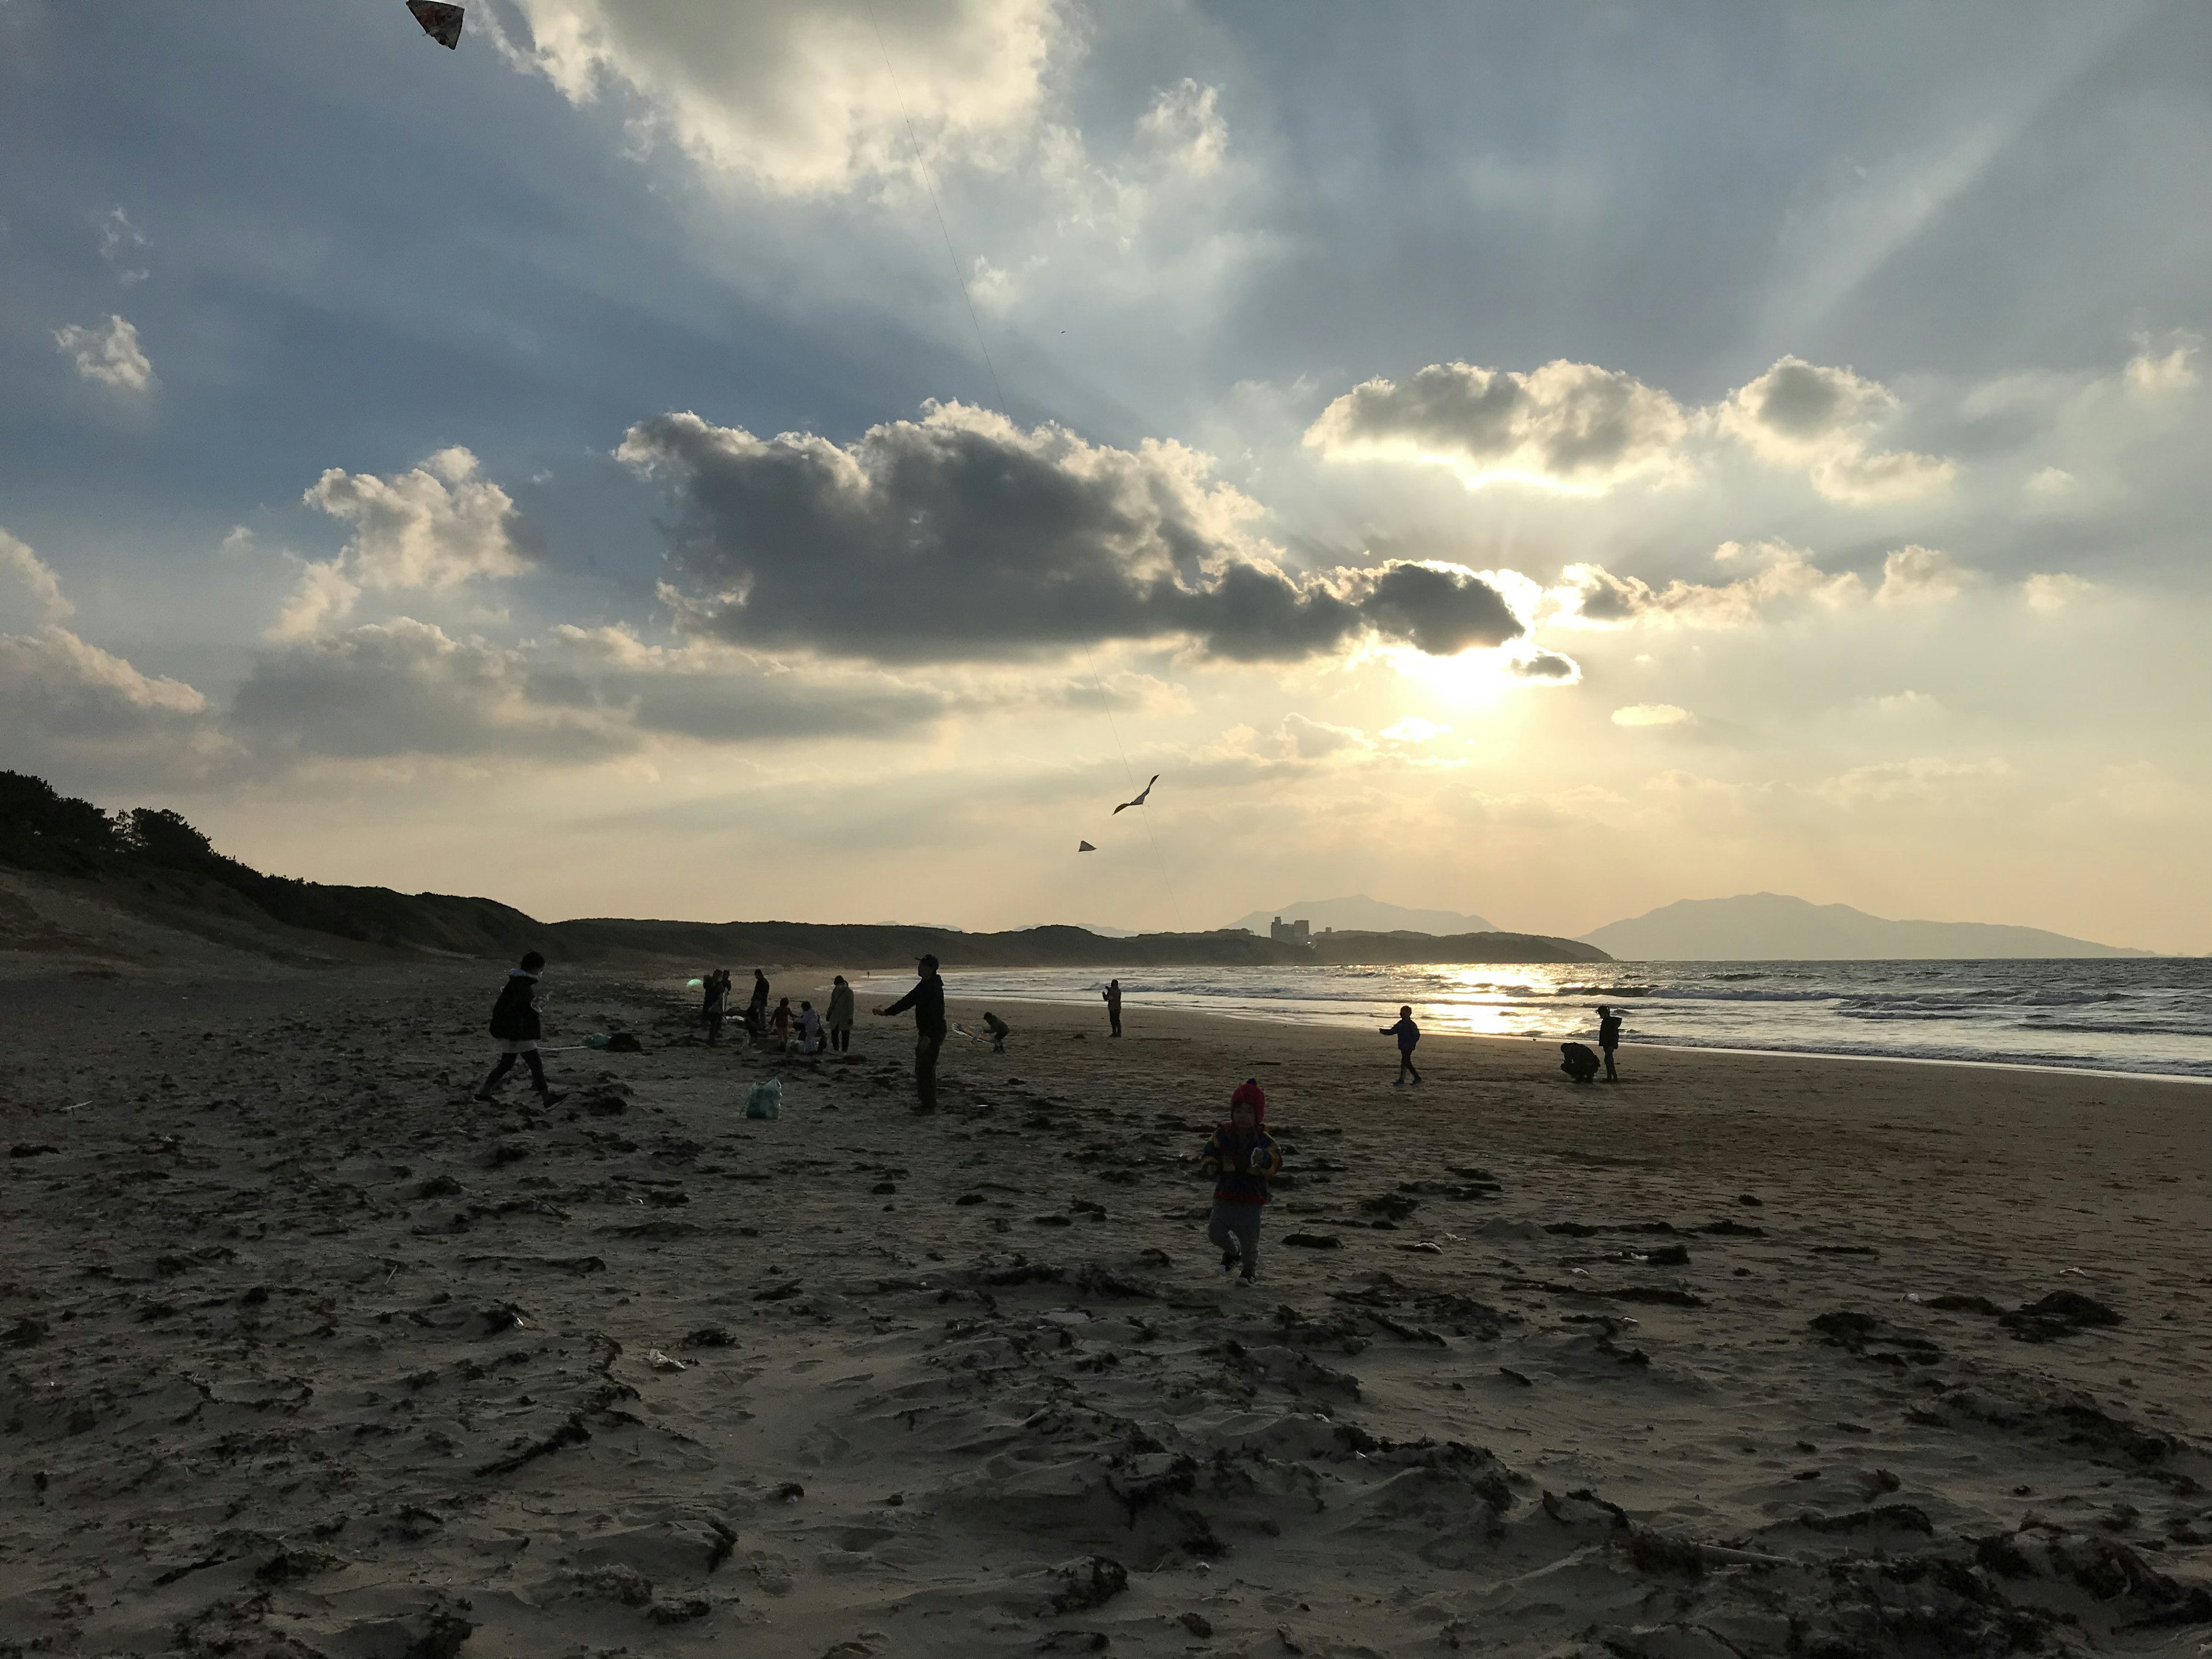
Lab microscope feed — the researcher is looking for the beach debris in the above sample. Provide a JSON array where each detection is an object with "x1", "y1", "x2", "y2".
[
  {"x1": 1044, "y1": 1556, "x2": 1128, "y2": 1613},
  {"x1": 643, "y1": 1349, "x2": 687, "y2": 1372},
  {"x1": 1180, "y1": 1612, "x2": 1214, "y2": 1637},
  {"x1": 774, "y1": 1481, "x2": 805, "y2": 1502},
  {"x1": 1078, "y1": 840, "x2": 1096, "y2": 852},
  {"x1": 1282, "y1": 1232, "x2": 1340, "y2": 1249},
  {"x1": 10, "y1": 1143, "x2": 59, "y2": 1158},
  {"x1": 744, "y1": 1078, "x2": 782, "y2": 1120},
  {"x1": 407, "y1": 1, "x2": 464, "y2": 49},
  {"x1": 1112, "y1": 774, "x2": 1159, "y2": 814},
  {"x1": 1737, "y1": 1193, "x2": 1763, "y2": 1206}
]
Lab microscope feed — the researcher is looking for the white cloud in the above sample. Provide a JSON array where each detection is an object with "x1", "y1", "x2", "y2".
[
  {"x1": 1553, "y1": 540, "x2": 1862, "y2": 629},
  {"x1": 1813, "y1": 756, "x2": 2015, "y2": 809},
  {"x1": 2025, "y1": 465, "x2": 2077, "y2": 497},
  {"x1": 1715, "y1": 357, "x2": 1954, "y2": 503},
  {"x1": 1305, "y1": 359, "x2": 1690, "y2": 493},
  {"x1": 0, "y1": 528, "x2": 75, "y2": 625},
  {"x1": 0, "y1": 626, "x2": 221, "y2": 782},
  {"x1": 1873, "y1": 544, "x2": 1972, "y2": 606},
  {"x1": 1380, "y1": 715, "x2": 1451, "y2": 743},
  {"x1": 2021, "y1": 572, "x2": 2095, "y2": 613},
  {"x1": 266, "y1": 560, "x2": 365, "y2": 642},
  {"x1": 1135, "y1": 79, "x2": 1226, "y2": 177},
  {"x1": 492, "y1": 0, "x2": 1060, "y2": 195},
  {"x1": 54, "y1": 315, "x2": 156, "y2": 393},
  {"x1": 1278, "y1": 711, "x2": 1369, "y2": 759},
  {"x1": 2124, "y1": 329, "x2": 2200, "y2": 395},
  {"x1": 97, "y1": 207, "x2": 149, "y2": 285},
  {"x1": 1612, "y1": 703, "x2": 1693, "y2": 727},
  {"x1": 1870, "y1": 690, "x2": 1940, "y2": 716},
  {"x1": 302, "y1": 446, "x2": 529, "y2": 601}
]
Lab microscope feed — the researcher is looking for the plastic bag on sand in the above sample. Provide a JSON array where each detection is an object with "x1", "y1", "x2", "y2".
[{"x1": 745, "y1": 1078, "x2": 782, "y2": 1120}]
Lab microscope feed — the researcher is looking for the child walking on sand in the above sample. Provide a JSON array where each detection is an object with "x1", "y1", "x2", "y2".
[
  {"x1": 1380, "y1": 1004, "x2": 1422, "y2": 1085},
  {"x1": 476, "y1": 951, "x2": 566, "y2": 1107},
  {"x1": 1199, "y1": 1090, "x2": 1282, "y2": 1285}
]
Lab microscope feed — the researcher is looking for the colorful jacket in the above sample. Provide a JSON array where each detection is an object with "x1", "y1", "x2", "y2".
[
  {"x1": 488, "y1": 969, "x2": 541, "y2": 1041},
  {"x1": 1200, "y1": 1122, "x2": 1282, "y2": 1205}
]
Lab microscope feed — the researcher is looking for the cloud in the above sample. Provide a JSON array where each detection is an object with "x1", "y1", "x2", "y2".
[
  {"x1": 491, "y1": 0, "x2": 1059, "y2": 195},
  {"x1": 1812, "y1": 756, "x2": 2015, "y2": 809},
  {"x1": 1304, "y1": 359, "x2": 1689, "y2": 492},
  {"x1": 0, "y1": 529, "x2": 75, "y2": 625},
  {"x1": 228, "y1": 619, "x2": 972, "y2": 764},
  {"x1": 620, "y1": 403, "x2": 1527, "y2": 664},
  {"x1": 1612, "y1": 703, "x2": 1693, "y2": 727},
  {"x1": 0, "y1": 626, "x2": 221, "y2": 782},
  {"x1": 1873, "y1": 544, "x2": 1972, "y2": 606},
  {"x1": 1509, "y1": 650, "x2": 1581, "y2": 682},
  {"x1": 2124, "y1": 329, "x2": 2201, "y2": 396},
  {"x1": 2022, "y1": 572, "x2": 2095, "y2": 613},
  {"x1": 1135, "y1": 79, "x2": 1226, "y2": 177},
  {"x1": 2025, "y1": 465, "x2": 2077, "y2": 497},
  {"x1": 1553, "y1": 540, "x2": 1862, "y2": 629},
  {"x1": 284, "y1": 448, "x2": 529, "y2": 634},
  {"x1": 1380, "y1": 715, "x2": 1451, "y2": 743},
  {"x1": 53, "y1": 315, "x2": 156, "y2": 392},
  {"x1": 96, "y1": 207, "x2": 149, "y2": 285},
  {"x1": 1279, "y1": 712, "x2": 1369, "y2": 759},
  {"x1": 1715, "y1": 357, "x2": 1954, "y2": 502},
  {"x1": 265, "y1": 560, "x2": 364, "y2": 643}
]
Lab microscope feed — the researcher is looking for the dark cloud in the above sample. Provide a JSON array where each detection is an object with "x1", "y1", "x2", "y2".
[
  {"x1": 1304, "y1": 360, "x2": 1688, "y2": 489},
  {"x1": 1510, "y1": 650, "x2": 1580, "y2": 680},
  {"x1": 620, "y1": 406, "x2": 1525, "y2": 664}
]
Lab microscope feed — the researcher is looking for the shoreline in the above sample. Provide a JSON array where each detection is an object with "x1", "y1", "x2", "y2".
[{"x1": 946, "y1": 985, "x2": 2212, "y2": 1087}]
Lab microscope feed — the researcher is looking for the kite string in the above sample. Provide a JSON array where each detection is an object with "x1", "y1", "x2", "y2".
[{"x1": 869, "y1": 5, "x2": 1185, "y2": 937}]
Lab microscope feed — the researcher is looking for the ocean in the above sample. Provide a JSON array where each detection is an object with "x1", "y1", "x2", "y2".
[{"x1": 938, "y1": 957, "x2": 2212, "y2": 1081}]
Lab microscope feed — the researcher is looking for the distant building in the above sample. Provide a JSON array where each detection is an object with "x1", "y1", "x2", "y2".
[{"x1": 1270, "y1": 915, "x2": 1311, "y2": 945}]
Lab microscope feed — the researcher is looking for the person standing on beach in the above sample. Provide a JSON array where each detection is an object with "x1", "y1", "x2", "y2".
[
  {"x1": 701, "y1": 969, "x2": 728, "y2": 1046},
  {"x1": 1597, "y1": 1005, "x2": 1623, "y2": 1083},
  {"x1": 797, "y1": 999, "x2": 823, "y2": 1055},
  {"x1": 476, "y1": 951, "x2": 566, "y2": 1107},
  {"x1": 826, "y1": 975, "x2": 855, "y2": 1052},
  {"x1": 1104, "y1": 978, "x2": 1123, "y2": 1038},
  {"x1": 770, "y1": 996, "x2": 795, "y2": 1050},
  {"x1": 1380, "y1": 1005, "x2": 1422, "y2": 1086},
  {"x1": 874, "y1": 953, "x2": 948, "y2": 1112},
  {"x1": 1199, "y1": 1091, "x2": 1282, "y2": 1285}
]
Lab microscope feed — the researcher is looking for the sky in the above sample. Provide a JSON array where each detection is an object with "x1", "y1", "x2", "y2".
[{"x1": 3, "y1": 0, "x2": 2209, "y2": 950}]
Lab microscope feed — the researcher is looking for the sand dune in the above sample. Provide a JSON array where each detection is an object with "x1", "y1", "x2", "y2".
[{"x1": 2, "y1": 963, "x2": 2207, "y2": 1656}]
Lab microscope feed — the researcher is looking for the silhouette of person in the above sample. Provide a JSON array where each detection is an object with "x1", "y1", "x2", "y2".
[
  {"x1": 825, "y1": 975, "x2": 855, "y2": 1052},
  {"x1": 875, "y1": 954, "x2": 948, "y2": 1112},
  {"x1": 1380, "y1": 1005, "x2": 1422, "y2": 1085},
  {"x1": 1103, "y1": 978, "x2": 1123, "y2": 1038},
  {"x1": 1596, "y1": 1004, "x2": 1623, "y2": 1083},
  {"x1": 1560, "y1": 1041, "x2": 1601, "y2": 1085},
  {"x1": 982, "y1": 1010, "x2": 1010, "y2": 1052}
]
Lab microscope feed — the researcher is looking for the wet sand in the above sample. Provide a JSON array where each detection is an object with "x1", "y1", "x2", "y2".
[{"x1": 2, "y1": 964, "x2": 2208, "y2": 1657}]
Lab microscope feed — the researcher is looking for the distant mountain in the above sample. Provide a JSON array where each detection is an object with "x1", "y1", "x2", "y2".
[
  {"x1": 1581, "y1": 893, "x2": 2152, "y2": 960},
  {"x1": 1229, "y1": 894, "x2": 1497, "y2": 936}
]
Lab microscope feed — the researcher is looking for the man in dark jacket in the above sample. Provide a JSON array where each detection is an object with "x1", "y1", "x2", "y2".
[
  {"x1": 476, "y1": 952, "x2": 566, "y2": 1105},
  {"x1": 1199, "y1": 1092, "x2": 1282, "y2": 1284},
  {"x1": 1596, "y1": 1005, "x2": 1623, "y2": 1083},
  {"x1": 874, "y1": 954, "x2": 948, "y2": 1112},
  {"x1": 1103, "y1": 978, "x2": 1123, "y2": 1037}
]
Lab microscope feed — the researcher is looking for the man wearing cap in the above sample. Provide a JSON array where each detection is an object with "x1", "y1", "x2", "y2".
[{"x1": 875, "y1": 954, "x2": 949, "y2": 1112}]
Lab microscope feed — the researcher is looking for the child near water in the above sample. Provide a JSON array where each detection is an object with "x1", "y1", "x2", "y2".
[{"x1": 1199, "y1": 1090, "x2": 1283, "y2": 1285}]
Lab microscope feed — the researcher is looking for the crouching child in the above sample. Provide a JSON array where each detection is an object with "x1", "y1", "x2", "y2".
[
  {"x1": 476, "y1": 951, "x2": 566, "y2": 1107},
  {"x1": 1199, "y1": 1092, "x2": 1282, "y2": 1285}
]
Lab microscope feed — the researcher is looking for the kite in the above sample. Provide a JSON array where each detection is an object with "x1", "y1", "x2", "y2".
[
  {"x1": 408, "y1": 1, "x2": 465, "y2": 48},
  {"x1": 1113, "y1": 774, "x2": 1160, "y2": 815},
  {"x1": 1078, "y1": 840, "x2": 1096, "y2": 852}
]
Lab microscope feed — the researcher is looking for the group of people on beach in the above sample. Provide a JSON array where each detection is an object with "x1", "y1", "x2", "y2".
[
  {"x1": 474, "y1": 955, "x2": 1625, "y2": 1283},
  {"x1": 699, "y1": 967, "x2": 858, "y2": 1055}
]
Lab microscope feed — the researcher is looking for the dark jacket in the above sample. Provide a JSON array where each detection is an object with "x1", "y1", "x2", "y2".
[
  {"x1": 749, "y1": 974, "x2": 770, "y2": 1012},
  {"x1": 1384, "y1": 1016, "x2": 1420, "y2": 1052},
  {"x1": 882, "y1": 972, "x2": 946, "y2": 1032},
  {"x1": 1200, "y1": 1122, "x2": 1282, "y2": 1205},
  {"x1": 488, "y1": 969, "x2": 541, "y2": 1041},
  {"x1": 1598, "y1": 1015, "x2": 1623, "y2": 1050}
]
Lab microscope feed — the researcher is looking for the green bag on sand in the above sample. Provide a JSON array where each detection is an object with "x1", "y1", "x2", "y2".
[{"x1": 745, "y1": 1078, "x2": 782, "y2": 1120}]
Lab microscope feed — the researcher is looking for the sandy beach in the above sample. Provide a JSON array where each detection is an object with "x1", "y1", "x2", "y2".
[{"x1": 3, "y1": 963, "x2": 2208, "y2": 1657}]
